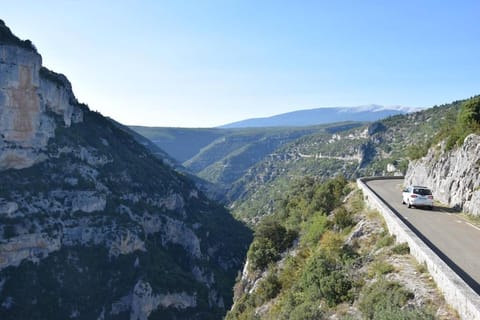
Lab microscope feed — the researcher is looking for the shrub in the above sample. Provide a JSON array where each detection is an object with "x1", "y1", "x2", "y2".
[
  {"x1": 416, "y1": 262, "x2": 428, "y2": 274},
  {"x1": 247, "y1": 238, "x2": 278, "y2": 271},
  {"x1": 457, "y1": 96, "x2": 480, "y2": 133},
  {"x1": 406, "y1": 144, "x2": 429, "y2": 160},
  {"x1": 255, "y1": 218, "x2": 296, "y2": 252},
  {"x1": 349, "y1": 190, "x2": 365, "y2": 213},
  {"x1": 256, "y1": 272, "x2": 281, "y2": 303},
  {"x1": 316, "y1": 270, "x2": 353, "y2": 307},
  {"x1": 396, "y1": 159, "x2": 409, "y2": 174},
  {"x1": 320, "y1": 230, "x2": 344, "y2": 259},
  {"x1": 372, "y1": 308, "x2": 435, "y2": 320},
  {"x1": 376, "y1": 232, "x2": 395, "y2": 248},
  {"x1": 248, "y1": 218, "x2": 297, "y2": 271},
  {"x1": 333, "y1": 207, "x2": 354, "y2": 230},
  {"x1": 225, "y1": 294, "x2": 257, "y2": 320},
  {"x1": 302, "y1": 254, "x2": 332, "y2": 285},
  {"x1": 445, "y1": 96, "x2": 480, "y2": 150},
  {"x1": 392, "y1": 242, "x2": 410, "y2": 255},
  {"x1": 289, "y1": 302, "x2": 324, "y2": 320},
  {"x1": 315, "y1": 176, "x2": 348, "y2": 213},
  {"x1": 359, "y1": 280, "x2": 414, "y2": 319},
  {"x1": 368, "y1": 261, "x2": 395, "y2": 278},
  {"x1": 301, "y1": 253, "x2": 353, "y2": 307},
  {"x1": 302, "y1": 212, "x2": 328, "y2": 245}
]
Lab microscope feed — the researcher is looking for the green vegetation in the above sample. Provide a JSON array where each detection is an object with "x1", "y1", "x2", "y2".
[
  {"x1": 0, "y1": 106, "x2": 252, "y2": 319},
  {"x1": 392, "y1": 242, "x2": 410, "y2": 255},
  {"x1": 133, "y1": 96, "x2": 477, "y2": 226},
  {"x1": 405, "y1": 96, "x2": 480, "y2": 157},
  {"x1": 406, "y1": 144, "x2": 430, "y2": 160},
  {"x1": 130, "y1": 123, "x2": 363, "y2": 205},
  {"x1": 227, "y1": 177, "x2": 355, "y2": 319},
  {"x1": 445, "y1": 96, "x2": 480, "y2": 150},
  {"x1": 0, "y1": 19, "x2": 36, "y2": 51},
  {"x1": 376, "y1": 232, "x2": 395, "y2": 249},
  {"x1": 247, "y1": 218, "x2": 296, "y2": 271},
  {"x1": 227, "y1": 182, "x2": 445, "y2": 319},
  {"x1": 227, "y1": 98, "x2": 469, "y2": 222},
  {"x1": 39, "y1": 67, "x2": 68, "y2": 88},
  {"x1": 359, "y1": 280, "x2": 432, "y2": 320},
  {"x1": 368, "y1": 261, "x2": 395, "y2": 278},
  {"x1": 255, "y1": 271, "x2": 282, "y2": 304}
]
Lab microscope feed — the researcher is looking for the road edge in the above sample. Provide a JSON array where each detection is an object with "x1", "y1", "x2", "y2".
[{"x1": 358, "y1": 176, "x2": 480, "y2": 320}]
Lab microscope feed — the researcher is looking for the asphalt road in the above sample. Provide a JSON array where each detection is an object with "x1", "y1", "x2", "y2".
[{"x1": 366, "y1": 179, "x2": 480, "y2": 293}]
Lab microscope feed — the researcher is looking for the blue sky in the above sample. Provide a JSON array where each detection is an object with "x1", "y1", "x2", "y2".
[{"x1": 3, "y1": 1, "x2": 480, "y2": 127}]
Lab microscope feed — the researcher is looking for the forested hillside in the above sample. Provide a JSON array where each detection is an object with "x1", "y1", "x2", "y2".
[
  {"x1": 0, "y1": 20, "x2": 251, "y2": 319},
  {"x1": 226, "y1": 177, "x2": 457, "y2": 319},
  {"x1": 131, "y1": 98, "x2": 465, "y2": 224},
  {"x1": 230, "y1": 99, "x2": 464, "y2": 222}
]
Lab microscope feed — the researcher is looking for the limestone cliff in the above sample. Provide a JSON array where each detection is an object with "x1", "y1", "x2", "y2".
[
  {"x1": 0, "y1": 42, "x2": 82, "y2": 170},
  {"x1": 0, "y1": 20, "x2": 251, "y2": 319},
  {"x1": 405, "y1": 134, "x2": 480, "y2": 216}
]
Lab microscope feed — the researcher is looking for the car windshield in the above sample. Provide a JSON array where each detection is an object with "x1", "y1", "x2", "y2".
[{"x1": 413, "y1": 188, "x2": 432, "y2": 196}]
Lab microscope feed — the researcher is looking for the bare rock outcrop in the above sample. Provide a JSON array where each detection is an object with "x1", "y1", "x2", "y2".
[
  {"x1": 0, "y1": 44, "x2": 82, "y2": 170},
  {"x1": 0, "y1": 20, "x2": 251, "y2": 318},
  {"x1": 130, "y1": 280, "x2": 196, "y2": 320},
  {"x1": 0, "y1": 233, "x2": 61, "y2": 269},
  {"x1": 405, "y1": 134, "x2": 480, "y2": 216}
]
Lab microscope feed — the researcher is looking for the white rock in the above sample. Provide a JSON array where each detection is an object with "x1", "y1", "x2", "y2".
[
  {"x1": 0, "y1": 233, "x2": 61, "y2": 270},
  {"x1": 161, "y1": 217, "x2": 202, "y2": 258},
  {"x1": 130, "y1": 280, "x2": 196, "y2": 320},
  {"x1": 0, "y1": 44, "x2": 83, "y2": 171},
  {"x1": 0, "y1": 201, "x2": 18, "y2": 217},
  {"x1": 405, "y1": 134, "x2": 480, "y2": 216}
]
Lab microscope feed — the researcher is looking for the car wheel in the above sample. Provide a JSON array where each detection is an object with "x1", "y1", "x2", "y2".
[
  {"x1": 402, "y1": 199, "x2": 405, "y2": 204},
  {"x1": 407, "y1": 201, "x2": 411, "y2": 208},
  {"x1": 429, "y1": 206, "x2": 433, "y2": 210}
]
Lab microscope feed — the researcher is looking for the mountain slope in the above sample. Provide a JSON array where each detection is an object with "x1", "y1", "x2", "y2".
[
  {"x1": 0, "y1": 20, "x2": 251, "y2": 319},
  {"x1": 130, "y1": 123, "x2": 364, "y2": 200},
  {"x1": 220, "y1": 105, "x2": 415, "y2": 128},
  {"x1": 130, "y1": 126, "x2": 228, "y2": 163},
  {"x1": 226, "y1": 178, "x2": 457, "y2": 319},
  {"x1": 230, "y1": 99, "x2": 463, "y2": 221},
  {"x1": 405, "y1": 96, "x2": 480, "y2": 217}
]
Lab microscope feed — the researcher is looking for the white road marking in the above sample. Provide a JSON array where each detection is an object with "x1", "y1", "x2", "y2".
[{"x1": 465, "y1": 221, "x2": 480, "y2": 232}]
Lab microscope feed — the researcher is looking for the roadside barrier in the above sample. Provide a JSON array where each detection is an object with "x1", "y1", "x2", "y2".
[{"x1": 358, "y1": 177, "x2": 480, "y2": 320}]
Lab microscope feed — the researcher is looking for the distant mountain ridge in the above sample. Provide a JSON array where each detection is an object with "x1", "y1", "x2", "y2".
[{"x1": 220, "y1": 105, "x2": 418, "y2": 128}]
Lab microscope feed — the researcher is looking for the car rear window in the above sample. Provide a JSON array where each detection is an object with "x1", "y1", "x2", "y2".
[{"x1": 413, "y1": 188, "x2": 432, "y2": 196}]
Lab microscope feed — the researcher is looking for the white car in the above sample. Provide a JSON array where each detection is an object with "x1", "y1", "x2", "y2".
[{"x1": 402, "y1": 186, "x2": 434, "y2": 209}]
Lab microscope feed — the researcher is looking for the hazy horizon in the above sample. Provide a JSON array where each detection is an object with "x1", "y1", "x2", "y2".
[{"x1": 2, "y1": 1, "x2": 479, "y2": 127}]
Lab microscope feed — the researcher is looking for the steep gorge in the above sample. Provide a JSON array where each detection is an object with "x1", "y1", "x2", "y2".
[{"x1": 0, "y1": 20, "x2": 251, "y2": 319}]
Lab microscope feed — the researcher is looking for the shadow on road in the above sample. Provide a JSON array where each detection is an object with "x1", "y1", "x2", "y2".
[
  {"x1": 403, "y1": 204, "x2": 460, "y2": 213},
  {"x1": 434, "y1": 205, "x2": 462, "y2": 214}
]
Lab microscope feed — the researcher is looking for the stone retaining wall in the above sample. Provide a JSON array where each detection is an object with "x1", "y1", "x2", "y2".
[{"x1": 357, "y1": 177, "x2": 480, "y2": 320}]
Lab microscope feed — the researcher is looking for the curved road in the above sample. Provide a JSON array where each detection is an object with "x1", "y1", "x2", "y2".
[{"x1": 366, "y1": 179, "x2": 480, "y2": 293}]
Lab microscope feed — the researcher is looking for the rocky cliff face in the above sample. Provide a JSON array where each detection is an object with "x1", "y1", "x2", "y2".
[
  {"x1": 405, "y1": 134, "x2": 480, "y2": 216},
  {"x1": 0, "y1": 43, "x2": 81, "y2": 170},
  {"x1": 0, "y1": 20, "x2": 250, "y2": 319}
]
